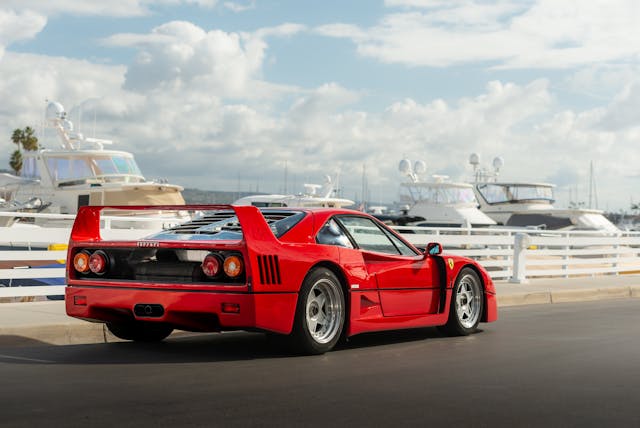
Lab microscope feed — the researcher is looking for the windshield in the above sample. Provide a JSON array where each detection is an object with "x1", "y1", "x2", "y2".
[
  {"x1": 477, "y1": 183, "x2": 554, "y2": 204},
  {"x1": 46, "y1": 153, "x2": 144, "y2": 184},
  {"x1": 400, "y1": 184, "x2": 477, "y2": 205}
]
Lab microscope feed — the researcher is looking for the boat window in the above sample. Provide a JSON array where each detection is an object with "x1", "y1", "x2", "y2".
[
  {"x1": 251, "y1": 202, "x2": 286, "y2": 207},
  {"x1": 47, "y1": 157, "x2": 93, "y2": 182},
  {"x1": 21, "y1": 157, "x2": 40, "y2": 179},
  {"x1": 336, "y1": 216, "x2": 416, "y2": 255},
  {"x1": 400, "y1": 185, "x2": 477, "y2": 205},
  {"x1": 91, "y1": 155, "x2": 143, "y2": 178},
  {"x1": 113, "y1": 156, "x2": 142, "y2": 175},
  {"x1": 477, "y1": 184, "x2": 554, "y2": 204},
  {"x1": 94, "y1": 158, "x2": 119, "y2": 175}
]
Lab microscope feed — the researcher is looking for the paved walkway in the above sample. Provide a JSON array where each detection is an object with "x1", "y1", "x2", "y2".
[{"x1": 1, "y1": 274, "x2": 639, "y2": 346}]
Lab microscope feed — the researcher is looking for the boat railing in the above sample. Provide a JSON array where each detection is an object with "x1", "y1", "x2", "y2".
[{"x1": 2, "y1": 212, "x2": 640, "y2": 300}]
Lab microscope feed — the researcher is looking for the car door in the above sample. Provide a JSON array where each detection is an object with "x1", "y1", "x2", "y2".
[{"x1": 335, "y1": 215, "x2": 440, "y2": 317}]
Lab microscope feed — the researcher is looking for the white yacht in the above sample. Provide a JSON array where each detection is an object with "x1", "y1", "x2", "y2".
[
  {"x1": 379, "y1": 160, "x2": 496, "y2": 227},
  {"x1": 233, "y1": 175, "x2": 354, "y2": 208},
  {"x1": 1, "y1": 102, "x2": 185, "y2": 227},
  {"x1": 469, "y1": 154, "x2": 618, "y2": 232}
]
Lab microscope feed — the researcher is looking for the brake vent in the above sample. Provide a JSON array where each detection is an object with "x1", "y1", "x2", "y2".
[{"x1": 257, "y1": 255, "x2": 281, "y2": 285}]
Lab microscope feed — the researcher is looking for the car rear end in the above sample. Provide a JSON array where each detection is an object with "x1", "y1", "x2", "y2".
[{"x1": 65, "y1": 205, "x2": 300, "y2": 334}]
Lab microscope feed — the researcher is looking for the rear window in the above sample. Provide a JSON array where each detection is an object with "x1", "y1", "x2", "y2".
[{"x1": 147, "y1": 210, "x2": 305, "y2": 241}]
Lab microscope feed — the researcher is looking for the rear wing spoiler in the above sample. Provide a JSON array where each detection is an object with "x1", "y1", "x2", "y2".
[{"x1": 70, "y1": 204, "x2": 279, "y2": 246}]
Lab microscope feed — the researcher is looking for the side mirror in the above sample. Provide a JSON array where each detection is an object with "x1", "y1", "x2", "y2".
[{"x1": 426, "y1": 242, "x2": 442, "y2": 256}]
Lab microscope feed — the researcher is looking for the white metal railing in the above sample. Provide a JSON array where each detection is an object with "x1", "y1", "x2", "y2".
[
  {"x1": 395, "y1": 225, "x2": 640, "y2": 282},
  {"x1": 2, "y1": 211, "x2": 640, "y2": 299}
]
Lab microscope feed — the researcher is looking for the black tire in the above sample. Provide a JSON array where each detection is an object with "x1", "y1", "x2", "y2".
[
  {"x1": 106, "y1": 321, "x2": 173, "y2": 342},
  {"x1": 438, "y1": 267, "x2": 483, "y2": 336},
  {"x1": 289, "y1": 267, "x2": 345, "y2": 355}
]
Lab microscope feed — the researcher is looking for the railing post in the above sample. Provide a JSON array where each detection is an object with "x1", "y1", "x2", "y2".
[
  {"x1": 509, "y1": 232, "x2": 530, "y2": 284},
  {"x1": 612, "y1": 231, "x2": 621, "y2": 275},
  {"x1": 562, "y1": 232, "x2": 570, "y2": 278}
]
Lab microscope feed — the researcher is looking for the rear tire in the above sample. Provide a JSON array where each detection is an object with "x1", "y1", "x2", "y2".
[
  {"x1": 289, "y1": 267, "x2": 345, "y2": 355},
  {"x1": 106, "y1": 321, "x2": 173, "y2": 342},
  {"x1": 438, "y1": 267, "x2": 483, "y2": 336}
]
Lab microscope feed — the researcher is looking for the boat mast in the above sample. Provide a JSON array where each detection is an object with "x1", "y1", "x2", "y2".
[{"x1": 588, "y1": 160, "x2": 598, "y2": 209}]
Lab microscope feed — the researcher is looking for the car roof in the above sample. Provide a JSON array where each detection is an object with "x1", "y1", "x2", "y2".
[{"x1": 253, "y1": 206, "x2": 366, "y2": 216}]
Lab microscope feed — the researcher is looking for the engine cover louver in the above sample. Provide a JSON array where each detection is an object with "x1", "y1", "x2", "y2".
[{"x1": 257, "y1": 255, "x2": 281, "y2": 285}]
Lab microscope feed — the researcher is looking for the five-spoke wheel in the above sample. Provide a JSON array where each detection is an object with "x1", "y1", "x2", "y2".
[
  {"x1": 439, "y1": 267, "x2": 483, "y2": 336},
  {"x1": 290, "y1": 267, "x2": 345, "y2": 354}
]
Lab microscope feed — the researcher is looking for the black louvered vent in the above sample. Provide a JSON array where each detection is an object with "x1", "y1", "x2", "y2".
[
  {"x1": 257, "y1": 255, "x2": 281, "y2": 285},
  {"x1": 164, "y1": 211, "x2": 299, "y2": 235}
]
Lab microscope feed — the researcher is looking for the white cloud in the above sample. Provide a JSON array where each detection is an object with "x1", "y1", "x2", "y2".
[
  {"x1": 318, "y1": 0, "x2": 640, "y2": 70},
  {"x1": 103, "y1": 21, "x2": 304, "y2": 98},
  {"x1": 0, "y1": 1, "x2": 220, "y2": 18},
  {"x1": 0, "y1": 9, "x2": 47, "y2": 59},
  {"x1": 598, "y1": 80, "x2": 640, "y2": 131},
  {"x1": 0, "y1": 52, "x2": 127, "y2": 129},
  {"x1": 2, "y1": 4, "x2": 639, "y2": 210},
  {"x1": 223, "y1": 1, "x2": 256, "y2": 13},
  {"x1": 0, "y1": 47, "x2": 637, "y2": 209}
]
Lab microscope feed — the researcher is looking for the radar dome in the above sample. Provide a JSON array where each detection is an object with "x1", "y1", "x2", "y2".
[
  {"x1": 399, "y1": 159, "x2": 412, "y2": 174},
  {"x1": 469, "y1": 153, "x2": 480, "y2": 166},
  {"x1": 46, "y1": 102, "x2": 66, "y2": 124},
  {"x1": 414, "y1": 160, "x2": 427, "y2": 175},
  {"x1": 492, "y1": 156, "x2": 505, "y2": 170}
]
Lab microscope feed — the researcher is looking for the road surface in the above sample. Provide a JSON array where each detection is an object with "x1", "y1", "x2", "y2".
[{"x1": 1, "y1": 299, "x2": 639, "y2": 427}]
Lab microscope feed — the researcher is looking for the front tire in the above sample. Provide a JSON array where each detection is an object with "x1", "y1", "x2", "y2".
[
  {"x1": 106, "y1": 321, "x2": 173, "y2": 342},
  {"x1": 290, "y1": 267, "x2": 345, "y2": 355},
  {"x1": 439, "y1": 267, "x2": 483, "y2": 336}
]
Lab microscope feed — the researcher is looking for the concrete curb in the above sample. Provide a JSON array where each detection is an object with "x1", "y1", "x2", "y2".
[
  {"x1": 496, "y1": 286, "x2": 640, "y2": 307},
  {"x1": 0, "y1": 323, "x2": 107, "y2": 346}
]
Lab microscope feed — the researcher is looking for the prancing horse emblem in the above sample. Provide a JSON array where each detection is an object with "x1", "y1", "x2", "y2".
[{"x1": 447, "y1": 258, "x2": 454, "y2": 270}]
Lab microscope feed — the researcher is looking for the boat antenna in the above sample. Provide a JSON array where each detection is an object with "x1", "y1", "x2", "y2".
[
  {"x1": 469, "y1": 153, "x2": 504, "y2": 182},
  {"x1": 399, "y1": 159, "x2": 426, "y2": 183},
  {"x1": 589, "y1": 160, "x2": 598, "y2": 209},
  {"x1": 284, "y1": 160, "x2": 288, "y2": 194},
  {"x1": 361, "y1": 163, "x2": 367, "y2": 211}
]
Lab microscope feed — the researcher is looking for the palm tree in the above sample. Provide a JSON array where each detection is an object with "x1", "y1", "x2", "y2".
[
  {"x1": 8, "y1": 126, "x2": 39, "y2": 174},
  {"x1": 21, "y1": 126, "x2": 39, "y2": 151},
  {"x1": 11, "y1": 126, "x2": 39, "y2": 151},
  {"x1": 9, "y1": 150, "x2": 22, "y2": 175}
]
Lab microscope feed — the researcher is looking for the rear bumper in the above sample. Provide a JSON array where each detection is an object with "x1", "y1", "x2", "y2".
[{"x1": 65, "y1": 286, "x2": 298, "y2": 334}]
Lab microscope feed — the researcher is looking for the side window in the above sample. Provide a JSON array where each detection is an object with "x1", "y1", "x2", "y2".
[
  {"x1": 316, "y1": 219, "x2": 354, "y2": 248},
  {"x1": 337, "y1": 216, "x2": 405, "y2": 255},
  {"x1": 383, "y1": 228, "x2": 418, "y2": 256}
]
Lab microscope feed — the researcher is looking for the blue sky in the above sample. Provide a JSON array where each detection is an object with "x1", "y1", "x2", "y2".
[{"x1": 2, "y1": 0, "x2": 640, "y2": 211}]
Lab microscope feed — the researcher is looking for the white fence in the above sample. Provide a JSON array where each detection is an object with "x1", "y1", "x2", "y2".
[
  {"x1": 395, "y1": 226, "x2": 640, "y2": 282},
  {"x1": 2, "y1": 211, "x2": 640, "y2": 299}
]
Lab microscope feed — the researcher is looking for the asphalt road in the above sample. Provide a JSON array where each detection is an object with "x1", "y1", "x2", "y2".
[{"x1": 1, "y1": 299, "x2": 639, "y2": 428}]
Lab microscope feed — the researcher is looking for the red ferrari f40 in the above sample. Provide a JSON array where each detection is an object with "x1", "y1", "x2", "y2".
[{"x1": 66, "y1": 205, "x2": 497, "y2": 354}]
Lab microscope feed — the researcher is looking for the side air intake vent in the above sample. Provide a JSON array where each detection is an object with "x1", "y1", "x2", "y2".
[{"x1": 257, "y1": 255, "x2": 281, "y2": 285}]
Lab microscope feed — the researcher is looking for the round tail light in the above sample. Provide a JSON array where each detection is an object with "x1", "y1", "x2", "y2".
[
  {"x1": 202, "y1": 253, "x2": 222, "y2": 277},
  {"x1": 223, "y1": 255, "x2": 243, "y2": 278},
  {"x1": 73, "y1": 251, "x2": 91, "y2": 273},
  {"x1": 89, "y1": 250, "x2": 108, "y2": 275}
]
